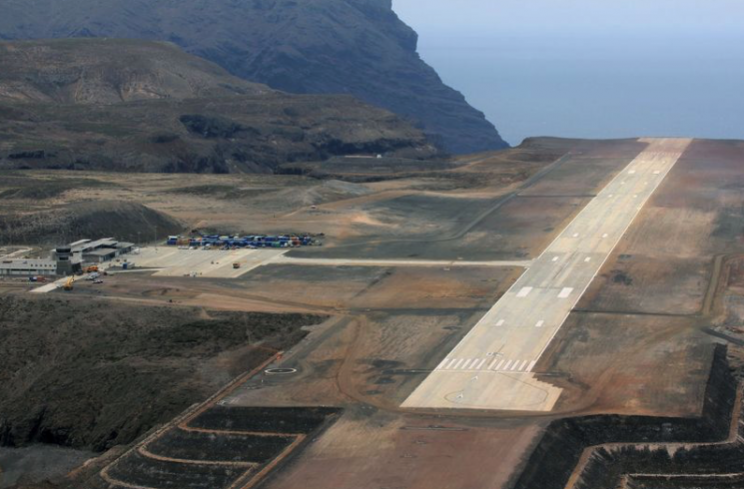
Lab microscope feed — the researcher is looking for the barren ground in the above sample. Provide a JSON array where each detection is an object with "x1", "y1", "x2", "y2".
[{"x1": 3, "y1": 138, "x2": 744, "y2": 489}]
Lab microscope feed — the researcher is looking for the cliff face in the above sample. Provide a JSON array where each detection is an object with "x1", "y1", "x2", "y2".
[
  {"x1": 0, "y1": 0, "x2": 508, "y2": 154},
  {"x1": 0, "y1": 39, "x2": 439, "y2": 173}
]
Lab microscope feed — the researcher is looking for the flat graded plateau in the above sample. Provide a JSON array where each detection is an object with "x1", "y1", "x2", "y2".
[{"x1": 5, "y1": 136, "x2": 744, "y2": 489}]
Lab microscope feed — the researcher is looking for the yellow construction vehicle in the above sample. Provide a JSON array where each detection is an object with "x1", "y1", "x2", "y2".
[{"x1": 63, "y1": 276, "x2": 75, "y2": 291}]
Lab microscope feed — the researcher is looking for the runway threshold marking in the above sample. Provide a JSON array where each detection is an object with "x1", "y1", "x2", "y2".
[{"x1": 402, "y1": 138, "x2": 692, "y2": 411}]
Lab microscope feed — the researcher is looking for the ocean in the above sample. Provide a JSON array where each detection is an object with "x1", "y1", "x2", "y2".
[{"x1": 417, "y1": 34, "x2": 744, "y2": 146}]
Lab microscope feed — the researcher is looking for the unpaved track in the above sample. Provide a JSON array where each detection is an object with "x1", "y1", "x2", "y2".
[{"x1": 100, "y1": 353, "x2": 287, "y2": 489}]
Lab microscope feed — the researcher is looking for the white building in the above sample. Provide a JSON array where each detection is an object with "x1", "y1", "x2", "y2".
[{"x1": 0, "y1": 258, "x2": 57, "y2": 277}]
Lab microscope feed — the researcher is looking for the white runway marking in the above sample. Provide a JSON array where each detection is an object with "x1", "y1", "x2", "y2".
[
  {"x1": 461, "y1": 359, "x2": 473, "y2": 370},
  {"x1": 475, "y1": 359, "x2": 487, "y2": 370},
  {"x1": 535, "y1": 320, "x2": 545, "y2": 328},
  {"x1": 602, "y1": 233, "x2": 609, "y2": 238},
  {"x1": 552, "y1": 256, "x2": 559, "y2": 262},
  {"x1": 516, "y1": 287, "x2": 533, "y2": 298},
  {"x1": 496, "y1": 319, "x2": 505, "y2": 326},
  {"x1": 558, "y1": 287, "x2": 573, "y2": 299},
  {"x1": 584, "y1": 257, "x2": 591, "y2": 263}
]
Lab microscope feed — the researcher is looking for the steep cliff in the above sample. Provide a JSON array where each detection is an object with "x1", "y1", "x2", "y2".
[{"x1": 0, "y1": 0, "x2": 508, "y2": 153}]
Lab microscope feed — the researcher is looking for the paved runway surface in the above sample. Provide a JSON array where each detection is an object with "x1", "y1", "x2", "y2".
[{"x1": 402, "y1": 138, "x2": 692, "y2": 412}]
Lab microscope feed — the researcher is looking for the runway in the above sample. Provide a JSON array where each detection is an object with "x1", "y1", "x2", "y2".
[{"x1": 402, "y1": 138, "x2": 692, "y2": 412}]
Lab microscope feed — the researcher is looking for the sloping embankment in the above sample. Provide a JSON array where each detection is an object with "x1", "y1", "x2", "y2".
[{"x1": 510, "y1": 345, "x2": 738, "y2": 489}]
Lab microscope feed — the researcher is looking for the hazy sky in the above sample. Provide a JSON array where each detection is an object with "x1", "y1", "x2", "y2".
[
  {"x1": 393, "y1": 0, "x2": 744, "y2": 39},
  {"x1": 391, "y1": 0, "x2": 744, "y2": 144}
]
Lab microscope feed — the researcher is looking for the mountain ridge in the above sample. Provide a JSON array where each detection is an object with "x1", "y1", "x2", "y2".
[
  {"x1": 0, "y1": 39, "x2": 439, "y2": 173},
  {"x1": 0, "y1": 0, "x2": 508, "y2": 154}
]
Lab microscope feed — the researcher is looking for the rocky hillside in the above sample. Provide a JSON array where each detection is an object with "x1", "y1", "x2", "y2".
[
  {"x1": 0, "y1": 39, "x2": 439, "y2": 173},
  {"x1": 0, "y1": 39, "x2": 269, "y2": 104},
  {"x1": 0, "y1": 0, "x2": 508, "y2": 153}
]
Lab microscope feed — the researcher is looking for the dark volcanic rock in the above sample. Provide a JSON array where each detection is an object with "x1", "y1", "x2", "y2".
[
  {"x1": 0, "y1": 295, "x2": 325, "y2": 451},
  {"x1": 0, "y1": 0, "x2": 509, "y2": 153}
]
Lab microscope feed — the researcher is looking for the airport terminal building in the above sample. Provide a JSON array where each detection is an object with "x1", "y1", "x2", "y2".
[
  {"x1": 1, "y1": 237, "x2": 134, "y2": 277},
  {"x1": 0, "y1": 258, "x2": 58, "y2": 277}
]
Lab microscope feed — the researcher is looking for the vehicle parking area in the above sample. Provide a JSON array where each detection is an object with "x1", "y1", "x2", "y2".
[{"x1": 132, "y1": 247, "x2": 287, "y2": 278}]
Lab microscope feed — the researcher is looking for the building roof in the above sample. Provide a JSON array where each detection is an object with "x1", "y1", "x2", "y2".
[
  {"x1": 83, "y1": 248, "x2": 118, "y2": 257},
  {"x1": 71, "y1": 237, "x2": 116, "y2": 253},
  {"x1": 69, "y1": 239, "x2": 92, "y2": 247}
]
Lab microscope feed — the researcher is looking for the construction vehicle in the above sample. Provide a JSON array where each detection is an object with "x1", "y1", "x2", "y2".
[
  {"x1": 63, "y1": 276, "x2": 75, "y2": 291},
  {"x1": 233, "y1": 262, "x2": 241, "y2": 269},
  {"x1": 84, "y1": 265, "x2": 99, "y2": 273}
]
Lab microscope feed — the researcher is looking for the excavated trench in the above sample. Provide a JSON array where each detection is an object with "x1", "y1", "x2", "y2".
[{"x1": 511, "y1": 345, "x2": 740, "y2": 489}]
